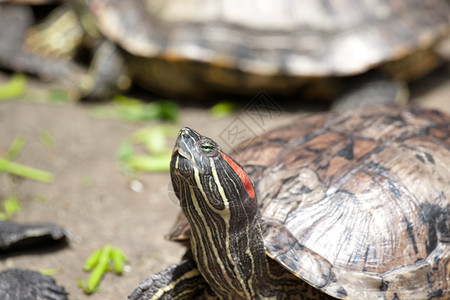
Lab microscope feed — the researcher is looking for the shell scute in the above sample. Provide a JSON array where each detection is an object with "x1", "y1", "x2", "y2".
[{"x1": 263, "y1": 222, "x2": 334, "y2": 290}]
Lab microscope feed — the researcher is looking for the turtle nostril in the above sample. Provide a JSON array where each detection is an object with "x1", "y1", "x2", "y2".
[{"x1": 180, "y1": 127, "x2": 190, "y2": 136}]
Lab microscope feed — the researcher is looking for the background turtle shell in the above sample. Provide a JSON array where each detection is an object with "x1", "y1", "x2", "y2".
[
  {"x1": 88, "y1": 0, "x2": 450, "y2": 96},
  {"x1": 169, "y1": 106, "x2": 449, "y2": 299}
]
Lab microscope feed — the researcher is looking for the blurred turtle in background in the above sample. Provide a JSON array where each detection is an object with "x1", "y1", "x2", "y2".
[
  {"x1": 0, "y1": 0, "x2": 449, "y2": 102},
  {"x1": 87, "y1": 0, "x2": 450, "y2": 104},
  {"x1": 0, "y1": 1, "x2": 130, "y2": 100}
]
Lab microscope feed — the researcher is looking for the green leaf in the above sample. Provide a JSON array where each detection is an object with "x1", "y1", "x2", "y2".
[
  {"x1": 4, "y1": 135, "x2": 26, "y2": 161},
  {"x1": 133, "y1": 125, "x2": 178, "y2": 155},
  {"x1": 118, "y1": 125, "x2": 177, "y2": 175},
  {"x1": 3, "y1": 195, "x2": 21, "y2": 217},
  {"x1": 39, "y1": 269, "x2": 60, "y2": 276},
  {"x1": 80, "y1": 245, "x2": 128, "y2": 294},
  {"x1": 47, "y1": 89, "x2": 70, "y2": 103},
  {"x1": 39, "y1": 129, "x2": 55, "y2": 149},
  {"x1": 150, "y1": 101, "x2": 179, "y2": 122},
  {"x1": 0, "y1": 195, "x2": 21, "y2": 220},
  {"x1": 111, "y1": 248, "x2": 128, "y2": 275},
  {"x1": 126, "y1": 153, "x2": 172, "y2": 172},
  {"x1": 84, "y1": 249, "x2": 102, "y2": 271},
  {"x1": 210, "y1": 101, "x2": 239, "y2": 119},
  {"x1": 32, "y1": 194, "x2": 48, "y2": 203},
  {"x1": 0, "y1": 158, "x2": 54, "y2": 183},
  {"x1": 81, "y1": 245, "x2": 111, "y2": 294},
  {"x1": 81, "y1": 177, "x2": 93, "y2": 188},
  {"x1": 92, "y1": 96, "x2": 179, "y2": 123},
  {"x1": 135, "y1": 127, "x2": 166, "y2": 155},
  {"x1": 117, "y1": 140, "x2": 134, "y2": 162},
  {"x1": 83, "y1": 263, "x2": 107, "y2": 294},
  {"x1": 0, "y1": 73, "x2": 27, "y2": 100}
]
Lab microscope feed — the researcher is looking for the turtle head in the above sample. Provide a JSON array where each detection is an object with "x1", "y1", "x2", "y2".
[
  {"x1": 170, "y1": 127, "x2": 266, "y2": 298},
  {"x1": 171, "y1": 127, "x2": 255, "y2": 210},
  {"x1": 171, "y1": 127, "x2": 219, "y2": 179}
]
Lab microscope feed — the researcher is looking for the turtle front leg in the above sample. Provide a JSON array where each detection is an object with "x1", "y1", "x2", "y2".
[{"x1": 128, "y1": 259, "x2": 211, "y2": 300}]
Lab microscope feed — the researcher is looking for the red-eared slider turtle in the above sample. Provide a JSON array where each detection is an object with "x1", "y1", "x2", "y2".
[
  {"x1": 2, "y1": 0, "x2": 450, "y2": 101},
  {"x1": 130, "y1": 105, "x2": 449, "y2": 299},
  {"x1": 86, "y1": 0, "x2": 450, "y2": 99}
]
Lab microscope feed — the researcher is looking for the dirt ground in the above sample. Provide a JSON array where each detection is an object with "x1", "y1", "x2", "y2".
[{"x1": 0, "y1": 66, "x2": 449, "y2": 300}]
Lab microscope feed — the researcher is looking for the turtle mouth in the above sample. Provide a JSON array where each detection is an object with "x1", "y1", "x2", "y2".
[
  {"x1": 172, "y1": 146, "x2": 203, "y2": 173},
  {"x1": 172, "y1": 145, "x2": 188, "y2": 161}
]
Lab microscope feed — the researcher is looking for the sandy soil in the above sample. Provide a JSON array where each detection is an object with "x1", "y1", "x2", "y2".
[{"x1": 0, "y1": 66, "x2": 449, "y2": 300}]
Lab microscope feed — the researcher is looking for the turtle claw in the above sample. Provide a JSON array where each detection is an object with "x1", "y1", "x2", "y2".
[{"x1": 0, "y1": 269, "x2": 68, "y2": 300}]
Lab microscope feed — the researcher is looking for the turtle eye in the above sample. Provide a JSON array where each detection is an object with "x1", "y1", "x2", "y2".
[{"x1": 200, "y1": 142, "x2": 215, "y2": 154}]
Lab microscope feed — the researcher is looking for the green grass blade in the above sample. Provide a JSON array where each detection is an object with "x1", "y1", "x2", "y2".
[
  {"x1": 0, "y1": 158, "x2": 54, "y2": 183},
  {"x1": 4, "y1": 135, "x2": 26, "y2": 160}
]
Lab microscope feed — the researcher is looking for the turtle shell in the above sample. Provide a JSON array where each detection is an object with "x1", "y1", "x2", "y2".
[
  {"x1": 169, "y1": 105, "x2": 450, "y2": 299},
  {"x1": 87, "y1": 0, "x2": 450, "y2": 96}
]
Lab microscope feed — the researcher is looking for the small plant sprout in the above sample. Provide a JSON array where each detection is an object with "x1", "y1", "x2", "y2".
[
  {"x1": 0, "y1": 195, "x2": 21, "y2": 220},
  {"x1": 78, "y1": 244, "x2": 128, "y2": 294}
]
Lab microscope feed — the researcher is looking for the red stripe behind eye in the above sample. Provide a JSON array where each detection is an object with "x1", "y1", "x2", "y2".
[{"x1": 220, "y1": 152, "x2": 255, "y2": 199}]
